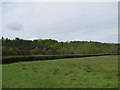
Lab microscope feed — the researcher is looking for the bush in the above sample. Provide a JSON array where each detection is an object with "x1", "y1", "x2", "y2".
[{"x1": 2, "y1": 53, "x2": 112, "y2": 64}]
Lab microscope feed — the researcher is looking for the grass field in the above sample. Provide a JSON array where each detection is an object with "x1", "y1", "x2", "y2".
[
  {"x1": 0, "y1": 65, "x2": 2, "y2": 89},
  {"x1": 2, "y1": 55, "x2": 118, "y2": 88}
]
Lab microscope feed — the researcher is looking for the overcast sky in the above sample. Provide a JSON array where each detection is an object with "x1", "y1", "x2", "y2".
[{"x1": 1, "y1": 2, "x2": 118, "y2": 43}]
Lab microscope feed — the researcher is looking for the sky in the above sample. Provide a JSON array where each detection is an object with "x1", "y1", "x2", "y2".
[{"x1": 1, "y1": 2, "x2": 118, "y2": 43}]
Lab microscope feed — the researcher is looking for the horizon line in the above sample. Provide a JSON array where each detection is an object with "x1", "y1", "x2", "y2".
[{"x1": 1, "y1": 37, "x2": 119, "y2": 44}]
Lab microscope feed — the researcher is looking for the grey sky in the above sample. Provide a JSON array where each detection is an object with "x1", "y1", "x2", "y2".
[{"x1": 2, "y1": 2, "x2": 118, "y2": 43}]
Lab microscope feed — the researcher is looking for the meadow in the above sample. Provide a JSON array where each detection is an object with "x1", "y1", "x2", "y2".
[{"x1": 2, "y1": 55, "x2": 118, "y2": 88}]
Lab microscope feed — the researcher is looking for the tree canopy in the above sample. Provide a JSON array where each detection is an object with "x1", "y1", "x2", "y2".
[{"x1": 1, "y1": 37, "x2": 119, "y2": 56}]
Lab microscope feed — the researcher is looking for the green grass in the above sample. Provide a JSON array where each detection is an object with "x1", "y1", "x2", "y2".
[
  {"x1": 2, "y1": 55, "x2": 118, "y2": 88},
  {"x1": 0, "y1": 65, "x2": 2, "y2": 89}
]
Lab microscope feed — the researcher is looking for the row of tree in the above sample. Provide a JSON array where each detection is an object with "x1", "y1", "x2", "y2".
[{"x1": 1, "y1": 37, "x2": 119, "y2": 56}]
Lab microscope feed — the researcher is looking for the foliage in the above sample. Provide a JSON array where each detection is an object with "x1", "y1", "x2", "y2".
[
  {"x1": 1, "y1": 37, "x2": 119, "y2": 56},
  {"x1": 2, "y1": 53, "x2": 111, "y2": 64}
]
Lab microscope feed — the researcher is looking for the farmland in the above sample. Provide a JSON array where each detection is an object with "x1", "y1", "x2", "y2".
[{"x1": 2, "y1": 55, "x2": 118, "y2": 88}]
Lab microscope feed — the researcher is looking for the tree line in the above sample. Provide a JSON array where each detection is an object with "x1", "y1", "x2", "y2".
[{"x1": 1, "y1": 37, "x2": 119, "y2": 56}]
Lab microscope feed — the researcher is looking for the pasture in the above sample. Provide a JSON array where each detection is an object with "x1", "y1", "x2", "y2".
[{"x1": 2, "y1": 55, "x2": 118, "y2": 88}]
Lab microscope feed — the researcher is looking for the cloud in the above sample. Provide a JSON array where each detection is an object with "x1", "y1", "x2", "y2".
[
  {"x1": 1, "y1": 0, "x2": 119, "y2": 2},
  {"x1": 2, "y1": 2, "x2": 118, "y2": 43},
  {"x1": 5, "y1": 23, "x2": 24, "y2": 31}
]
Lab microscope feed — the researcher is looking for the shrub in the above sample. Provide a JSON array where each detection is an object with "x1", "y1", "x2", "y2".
[{"x1": 2, "y1": 53, "x2": 112, "y2": 64}]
